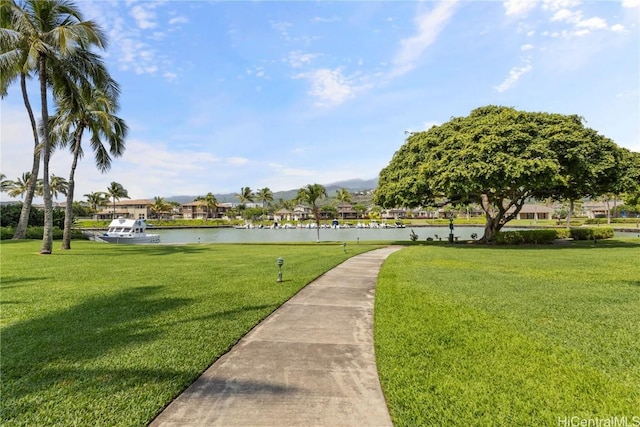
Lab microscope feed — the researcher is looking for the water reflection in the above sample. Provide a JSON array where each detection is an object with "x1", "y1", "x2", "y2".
[
  {"x1": 154, "y1": 226, "x2": 638, "y2": 244},
  {"x1": 156, "y1": 226, "x2": 452, "y2": 244}
]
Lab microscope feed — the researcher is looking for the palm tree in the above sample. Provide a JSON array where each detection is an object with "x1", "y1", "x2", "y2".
[
  {"x1": 195, "y1": 192, "x2": 218, "y2": 221},
  {"x1": 6, "y1": 172, "x2": 35, "y2": 199},
  {"x1": 48, "y1": 174, "x2": 68, "y2": 200},
  {"x1": 237, "y1": 186, "x2": 254, "y2": 204},
  {"x1": 296, "y1": 183, "x2": 327, "y2": 242},
  {"x1": 1, "y1": 1, "x2": 43, "y2": 240},
  {"x1": 1, "y1": 0, "x2": 108, "y2": 254},
  {"x1": 335, "y1": 187, "x2": 352, "y2": 220},
  {"x1": 84, "y1": 191, "x2": 108, "y2": 215},
  {"x1": 277, "y1": 198, "x2": 295, "y2": 211},
  {"x1": 256, "y1": 187, "x2": 273, "y2": 218},
  {"x1": 0, "y1": 173, "x2": 12, "y2": 193},
  {"x1": 106, "y1": 181, "x2": 129, "y2": 219},
  {"x1": 50, "y1": 76, "x2": 126, "y2": 249},
  {"x1": 150, "y1": 196, "x2": 171, "y2": 219},
  {"x1": 236, "y1": 187, "x2": 254, "y2": 219}
]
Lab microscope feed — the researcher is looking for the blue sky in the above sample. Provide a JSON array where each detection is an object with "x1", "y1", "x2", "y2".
[{"x1": 1, "y1": 0, "x2": 639, "y2": 201}]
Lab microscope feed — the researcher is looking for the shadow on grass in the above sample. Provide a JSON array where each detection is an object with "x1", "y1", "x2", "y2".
[
  {"x1": 0, "y1": 276, "x2": 49, "y2": 288},
  {"x1": 162, "y1": 304, "x2": 275, "y2": 328},
  {"x1": 385, "y1": 239, "x2": 640, "y2": 250},
  {"x1": 1, "y1": 286, "x2": 192, "y2": 405},
  {"x1": 60, "y1": 244, "x2": 213, "y2": 256}
]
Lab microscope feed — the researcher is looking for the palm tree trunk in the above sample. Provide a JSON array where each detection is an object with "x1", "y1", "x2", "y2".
[
  {"x1": 565, "y1": 199, "x2": 574, "y2": 228},
  {"x1": 62, "y1": 128, "x2": 84, "y2": 249},
  {"x1": 314, "y1": 206, "x2": 320, "y2": 242},
  {"x1": 13, "y1": 73, "x2": 41, "y2": 240},
  {"x1": 39, "y1": 56, "x2": 53, "y2": 255}
]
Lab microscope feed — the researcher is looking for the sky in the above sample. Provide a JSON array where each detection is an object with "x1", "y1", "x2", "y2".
[{"x1": 1, "y1": 0, "x2": 639, "y2": 202}]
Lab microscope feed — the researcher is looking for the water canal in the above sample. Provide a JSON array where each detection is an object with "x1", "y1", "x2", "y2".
[{"x1": 153, "y1": 226, "x2": 639, "y2": 244}]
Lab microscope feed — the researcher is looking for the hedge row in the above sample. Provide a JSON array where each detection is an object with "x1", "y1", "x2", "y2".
[
  {"x1": 585, "y1": 218, "x2": 640, "y2": 224},
  {"x1": 569, "y1": 227, "x2": 615, "y2": 240},
  {"x1": 494, "y1": 227, "x2": 614, "y2": 244},
  {"x1": 0, "y1": 227, "x2": 86, "y2": 240}
]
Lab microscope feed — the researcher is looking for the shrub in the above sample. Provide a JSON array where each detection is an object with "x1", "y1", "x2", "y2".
[
  {"x1": 569, "y1": 227, "x2": 614, "y2": 240},
  {"x1": 1, "y1": 227, "x2": 14, "y2": 240},
  {"x1": 585, "y1": 218, "x2": 640, "y2": 225},
  {"x1": 1, "y1": 227, "x2": 86, "y2": 240},
  {"x1": 494, "y1": 229, "x2": 569, "y2": 245}
]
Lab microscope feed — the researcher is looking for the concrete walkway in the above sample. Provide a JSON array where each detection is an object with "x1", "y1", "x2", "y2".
[{"x1": 149, "y1": 246, "x2": 403, "y2": 427}]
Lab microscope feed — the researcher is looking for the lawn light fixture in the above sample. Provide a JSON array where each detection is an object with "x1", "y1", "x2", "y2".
[
  {"x1": 277, "y1": 257, "x2": 284, "y2": 282},
  {"x1": 448, "y1": 215, "x2": 455, "y2": 243},
  {"x1": 343, "y1": 242, "x2": 347, "y2": 253}
]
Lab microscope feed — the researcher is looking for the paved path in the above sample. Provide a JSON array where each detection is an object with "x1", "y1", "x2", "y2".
[{"x1": 149, "y1": 246, "x2": 403, "y2": 427}]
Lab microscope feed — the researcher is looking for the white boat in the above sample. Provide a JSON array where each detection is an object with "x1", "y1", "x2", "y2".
[{"x1": 94, "y1": 217, "x2": 160, "y2": 244}]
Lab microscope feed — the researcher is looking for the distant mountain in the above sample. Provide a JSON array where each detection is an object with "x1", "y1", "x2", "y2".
[
  {"x1": 165, "y1": 177, "x2": 378, "y2": 205},
  {"x1": 324, "y1": 178, "x2": 378, "y2": 192}
]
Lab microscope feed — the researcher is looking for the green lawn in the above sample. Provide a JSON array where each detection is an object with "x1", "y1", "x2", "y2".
[
  {"x1": 3, "y1": 239, "x2": 639, "y2": 426},
  {"x1": 374, "y1": 239, "x2": 640, "y2": 426},
  {"x1": 0, "y1": 240, "x2": 381, "y2": 426}
]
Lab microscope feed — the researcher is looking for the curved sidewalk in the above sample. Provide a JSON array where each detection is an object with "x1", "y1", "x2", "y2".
[{"x1": 150, "y1": 246, "x2": 403, "y2": 427}]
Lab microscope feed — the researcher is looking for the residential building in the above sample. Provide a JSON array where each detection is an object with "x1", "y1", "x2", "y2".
[{"x1": 96, "y1": 199, "x2": 153, "y2": 220}]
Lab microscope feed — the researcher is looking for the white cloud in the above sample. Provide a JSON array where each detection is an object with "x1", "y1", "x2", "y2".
[
  {"x1": 611, "y1": 24, "x2": 626, "y2": 33},
  {"x1": 287, "y1": 51, "x2": 319, "y2": 68},
  {"x1": 295, "y1": 68, "x2": 355, "y2": 107},
  {"x1": 542, "y1": 0, "x2": 582, "y2": 12},
  {"x1": 86, "y1": 2, "x2": 180, "y2": 80},
  {"x1": 576, "y1": 17, "x2": 607, "y2": 30},
  {"x1": 551, "y1": 8, "x2": 582, "y2": 24},
  {"x1": 312, "y1": 16, "x2": 340, "y2": 23},
  {"x1": 163, "y1": 71, "x2": 178, "y2": 81},
  {"x1": 130, "y1": 4, "x2": 156, "y2": 29},
  {"x1": 504, "y1": 0, "x2": 538, "y2": 17},
  {"x1": 169, "y1": 16, "x2": 188, "y2": 26},
  {"x1": 495, "y1": 63, "x2": 533, "y2": 92},
  {"x1": 521, "y1": 43, "x2": 535, "y2": 51},
  {"x1": 390, "y1": 1, "x2": 458, "y2": 77},
  {"x1": 270, "y1": 20, "x2": 293, "y2": 39},
  {"x1": 622, "y1": 0, "x2": 639, "y2": 7},
  {"x1": 227, "y1": 157, "x2": 249, "y2": 166}
]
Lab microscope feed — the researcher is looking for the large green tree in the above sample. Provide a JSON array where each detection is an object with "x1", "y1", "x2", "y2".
[
  {"x1": 1, "y1": 0, "x2": 107, "y2": 253},
  {"x1": 375, "y1": 106, "x2": 636, "y2": 242},
  {"x1": 296, "y1": 183, "x2": 327, "y2": 242}
]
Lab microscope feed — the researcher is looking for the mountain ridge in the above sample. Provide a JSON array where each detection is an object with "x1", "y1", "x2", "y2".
[{"x1": 165, "y1": 177, "x2": 378, "y2": 204}]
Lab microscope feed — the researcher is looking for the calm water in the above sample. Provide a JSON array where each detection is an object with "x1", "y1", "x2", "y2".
[{"x1": 154, "y1": 226, "x2": 640, "y2": 244}]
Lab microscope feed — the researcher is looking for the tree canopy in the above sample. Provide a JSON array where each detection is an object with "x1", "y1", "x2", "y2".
[{"x1": 374, "y1": 105, "x2": 639, "y2": 241}]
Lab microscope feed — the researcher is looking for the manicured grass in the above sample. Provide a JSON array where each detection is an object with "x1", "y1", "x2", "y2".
[
  {"x1": 0, "y1": 240, "x2": 382, "y2": 426},
  {"x1": 374, "y1": 239, "x2": 640, "y2": 426}
]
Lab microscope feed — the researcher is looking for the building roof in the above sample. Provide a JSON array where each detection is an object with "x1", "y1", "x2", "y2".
[
  {"x1": 113, "y1": 199, "x2": 154, "y2": 206},
  {"x1": 516, "y1": 204, "x2": 555, "y2": 214}
]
